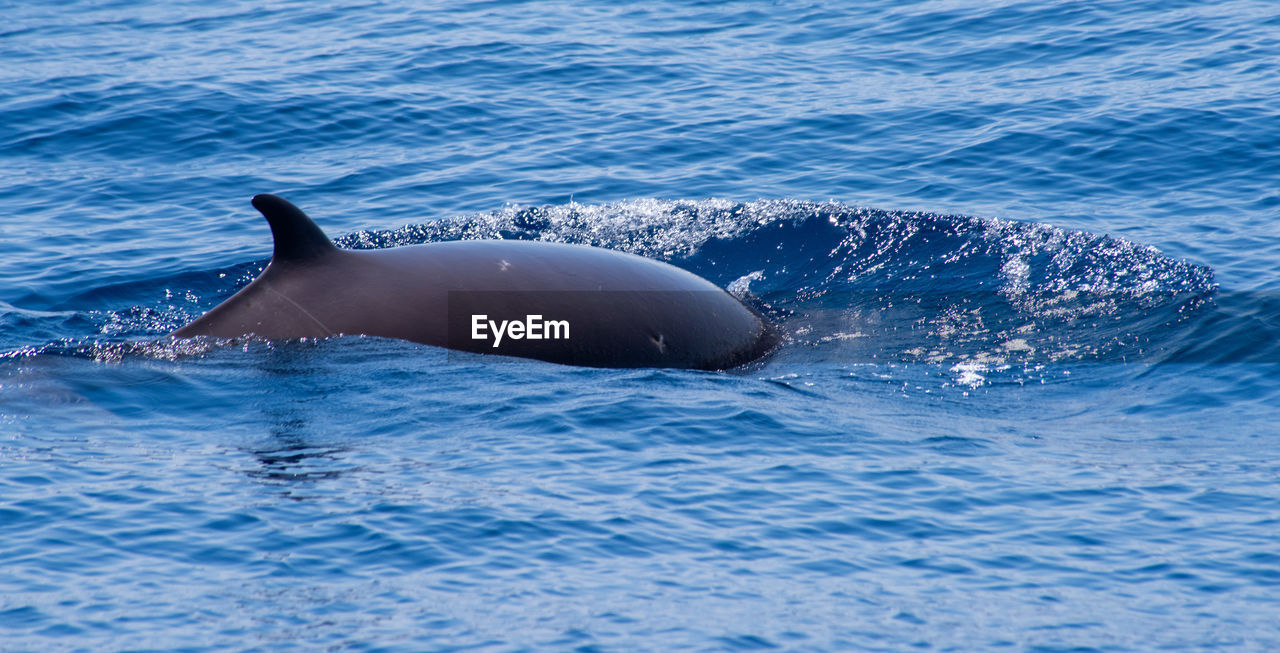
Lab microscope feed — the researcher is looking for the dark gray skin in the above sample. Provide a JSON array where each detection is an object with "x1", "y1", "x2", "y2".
[{"x1": 173, "y1": 195, "x2": 776, "y2": 369}]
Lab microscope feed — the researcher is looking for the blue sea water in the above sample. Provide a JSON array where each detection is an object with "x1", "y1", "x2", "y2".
[{"x1": 3, "y1": 0, "x2": 1280, "y2": 650}]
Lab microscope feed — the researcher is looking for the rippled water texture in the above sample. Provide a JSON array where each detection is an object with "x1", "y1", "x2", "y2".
[{"x1": 3, "y1": 1, "x2": 1280, "y2": 651}]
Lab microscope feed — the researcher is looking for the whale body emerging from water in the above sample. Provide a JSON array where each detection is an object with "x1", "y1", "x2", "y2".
[{"x1": 172, "y1": 195, "x2": 776, "y2": 369}]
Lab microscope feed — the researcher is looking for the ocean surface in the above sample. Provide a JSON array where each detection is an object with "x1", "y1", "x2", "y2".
[{"x1": 3, "y1": 1, "x2": 1279, "y2": 650}]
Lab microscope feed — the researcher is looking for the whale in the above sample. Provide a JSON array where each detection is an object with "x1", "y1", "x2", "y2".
[{"x1": 172, "y1": 195, "x2": 776, "y2": 369}]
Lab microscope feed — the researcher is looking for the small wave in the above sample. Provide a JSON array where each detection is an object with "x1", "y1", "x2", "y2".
[{"x1": 336, "y1": 199, "x2": 1227, "y2": 371}]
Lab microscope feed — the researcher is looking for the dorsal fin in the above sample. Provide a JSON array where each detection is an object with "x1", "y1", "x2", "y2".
[{"x1": 252, "y1": 194, "x2": 338, "y2": 262}]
